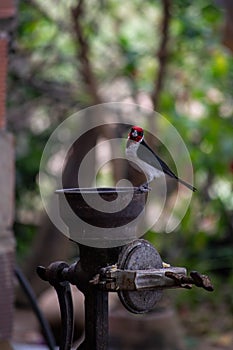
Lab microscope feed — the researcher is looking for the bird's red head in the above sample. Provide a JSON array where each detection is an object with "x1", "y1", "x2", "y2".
[{"x1": 128, "y1": 126, "x2": 144, "y2": 142}]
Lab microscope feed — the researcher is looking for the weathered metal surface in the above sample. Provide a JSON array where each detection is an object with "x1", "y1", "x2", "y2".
[
  {"x1": 56, "y1": 187, "x2": 148, "y2": 228},
  {"x1": 94, "y1": 266, "x2": 187, "y2": 291},
  {"x1": 78, "y1": 244, "x2": 120, "y2": 274},
  {"x1": 56, "y1": 187, "x2": 149, "y2": 247},
  {"x1": 78, "y1": 288, "x2": 109, "y2": 350},
  {"x1": 117, "y1": 239, "x2": 163, "y2": 314},
  {"x1": 94, "y1": 266, "x2": 214, "y2": 293},
  {"x1": 37, "y1": 246, "x2": 114, "y2": 350},
  {"x1": 38, "y1": 188, "x2": 214, "y2": 349},
  {"x1": 123, "y1": 267, "x2": 186, "y2": 290},
  {"x1": 37, "y1": 242, "x2": 214, "y2": 349},
  {"x1": 165, "y1": 270, "x2": 214, "y2": 291},
  {"x1": 37, "y1": 263, "x2": 74, "y2": 350}
]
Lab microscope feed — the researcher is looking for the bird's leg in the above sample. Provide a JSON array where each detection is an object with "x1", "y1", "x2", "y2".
[{"x1": 137, "y1": 182, "x2": 151, "y2": 192}]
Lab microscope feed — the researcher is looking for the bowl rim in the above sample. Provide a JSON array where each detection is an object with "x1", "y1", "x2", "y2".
[{"x1": 55, "y1": 187, "x2": 148, "y2": 194}]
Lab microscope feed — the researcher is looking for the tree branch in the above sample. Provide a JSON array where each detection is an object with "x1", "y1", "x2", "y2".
[
  {"x1": 71, "y1": 0, "x2": 102, "y2": 104},
  {"x1": 151, "y1": 0, "x2": 171, "y2": 110}
]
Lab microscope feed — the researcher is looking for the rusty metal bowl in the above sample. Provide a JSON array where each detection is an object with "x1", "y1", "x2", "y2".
[{"x1": 56, "y1": 187, "x2": 148, "y2": 229}]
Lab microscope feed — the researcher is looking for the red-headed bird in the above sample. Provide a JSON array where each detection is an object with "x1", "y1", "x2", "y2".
[{"x1": 126, "y1": 126, "x2": 196, "y2": 192}]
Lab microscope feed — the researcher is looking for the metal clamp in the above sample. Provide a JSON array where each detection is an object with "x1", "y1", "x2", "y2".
[
  {"x1": 90, "y1": 266, "x2": 214, "y2": 292},
  {"x1": 37, "y1": 239, "x2": 214, "y2": 348}
]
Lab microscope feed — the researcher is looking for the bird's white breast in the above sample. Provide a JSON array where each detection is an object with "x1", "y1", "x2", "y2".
[{"x1": 126, "y1": 141, "x2": 163, "y2": 182}]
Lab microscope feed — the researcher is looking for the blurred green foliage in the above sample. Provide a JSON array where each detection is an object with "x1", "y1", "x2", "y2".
[{"x1": 8, "y1": 0, "x2": 233, "y2": 312}]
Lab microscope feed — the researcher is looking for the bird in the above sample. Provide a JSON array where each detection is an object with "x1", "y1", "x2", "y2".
[{"x1": 126, "y1": 125, "x2": 197, "y2": 192}]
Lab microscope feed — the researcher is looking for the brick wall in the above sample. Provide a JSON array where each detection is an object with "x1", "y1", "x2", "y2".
[
  {"x1": 0, "y1": 0, "x2": 16, "y2": 344},
  {"x1": 0, "y1": 0, "x2": 16, "y2": 129},
  {"x1": 0, "y1": 34, "x2": 8, "y2": 129}
]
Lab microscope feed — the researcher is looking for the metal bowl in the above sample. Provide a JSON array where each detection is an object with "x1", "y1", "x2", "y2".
[{"x1": 56, "y1": 187, "x2": 148, "y2": 228}]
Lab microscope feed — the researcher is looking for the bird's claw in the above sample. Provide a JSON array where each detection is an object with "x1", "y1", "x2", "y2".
[{"x1": 137, "y1": 184, "x2": 151, "y2": 192}]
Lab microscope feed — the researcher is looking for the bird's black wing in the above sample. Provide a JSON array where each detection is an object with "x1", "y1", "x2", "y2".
[
  {"x1": 137, "y1": 140, "x2": 178, "y2": 178},
  {"x1": 138, "y1": 140, "x2": 197, "y2": 191}
]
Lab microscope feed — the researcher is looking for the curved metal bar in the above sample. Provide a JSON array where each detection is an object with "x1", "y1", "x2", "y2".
[
  {"x1": 53, "y1": 281, "x2": 74, "y2": 350},
  {"x1": 37, "y1": 264, "x2": 74, "y2": 350}
]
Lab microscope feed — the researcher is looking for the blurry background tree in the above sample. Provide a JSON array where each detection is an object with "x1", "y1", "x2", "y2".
[{"x1": 8, "y1": 0, "x2": 233, "y2": 348}]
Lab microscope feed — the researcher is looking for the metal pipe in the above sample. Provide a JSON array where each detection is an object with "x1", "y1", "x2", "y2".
[
  {"x1": 15, "y1": 266, "x2": 56, "y2": 350},
  {"x1": 77, "y1": 288, "x2": 108, "y2": 350}
]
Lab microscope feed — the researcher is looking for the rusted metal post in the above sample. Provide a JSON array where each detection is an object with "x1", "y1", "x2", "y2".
[
  {"x1": 79, "y1": 288, "x2": 108, "y2": 350},
  {"x1": 77, "y1": 245, "x2": 120, "y2": 350}
]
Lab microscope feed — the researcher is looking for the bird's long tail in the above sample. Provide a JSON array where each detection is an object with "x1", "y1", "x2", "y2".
[{"x1": 178, "y1": 178, "x2": 197, "y2": 192}]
